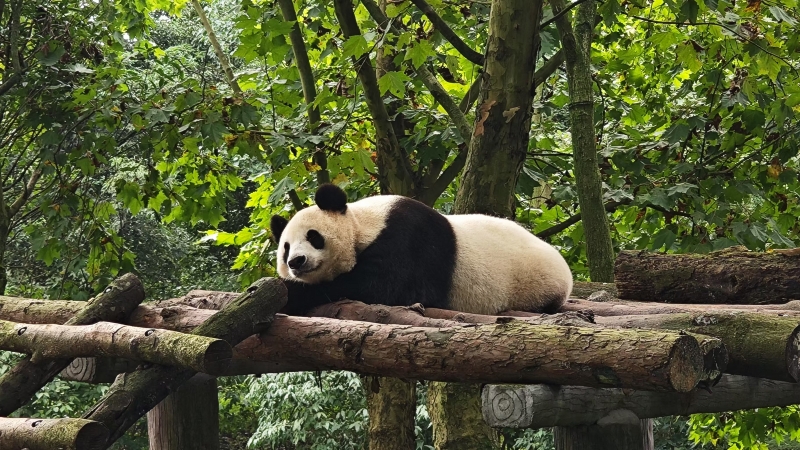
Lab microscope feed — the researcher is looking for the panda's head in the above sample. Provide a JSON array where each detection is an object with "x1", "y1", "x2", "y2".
[{"x1": 270, "y1": 184, "x2": 357, "y2": 284}]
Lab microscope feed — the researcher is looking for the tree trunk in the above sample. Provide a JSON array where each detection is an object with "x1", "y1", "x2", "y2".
[
  {"x1": 594, "y1": 311, "x2": 800, "y2": 382},
  {"x1": 82, "y1": 277, "x2": 287, "y2": 447},
  {"x1": 482, "y1": 374, "x2": 800, "y2": 428},
  {"x1": 0, "y1": 417, "x2": 108, "y2": 450},
  {"x1": 453, "y1": 0, "x2": 543, "y2": 218},
  {"x1": 0, "y1": 320, "x2": 231, "y2": 374},
  {"x1": 551, "y1": 0, "x2": 614, "y2": 282},
  {"x1": 0, "y1": 274, "x2": 145, "y2": 416},
  {"x1": 147, "y1": 374, "x2": 220, "y2": 450},
  {"x1": 615, "y1": 249, "x2": 800, "y2": 304},
  {"x1": 362, "y1": 376, "x2": 417, "y2": 450},
  {"x1": 427, "y1": 382, "x2": 498, "y2": 449}
]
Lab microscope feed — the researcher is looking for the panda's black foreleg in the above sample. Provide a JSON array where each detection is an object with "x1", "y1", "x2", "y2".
[{"x1": 278, "y1": 279, "x2": 334, "y2": 316}]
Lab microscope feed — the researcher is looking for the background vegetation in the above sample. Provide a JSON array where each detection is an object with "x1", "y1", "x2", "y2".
[{"x1": 0, "y1": 0, "x2": 798, "y2": 447}]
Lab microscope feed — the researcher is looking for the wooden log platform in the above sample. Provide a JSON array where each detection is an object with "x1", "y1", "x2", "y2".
[
  {"x1": 0, "y1": 417, "x2": 108, "y2": 450},
  {"x1": 559, "y1": 298, "x2": 800, "y2": 317},
  {"x1": 0, "y1": 320, "x2": 232, "y2": 374},
  {"x1": 615, "y1": 249, "x2": 800, "y2": 304},
  {"x1": 0, "y1": 274, "x2": 145, "y2": 416},
  {"x1": 481, "y1": 374, "x2": 800, "y2": 428}
]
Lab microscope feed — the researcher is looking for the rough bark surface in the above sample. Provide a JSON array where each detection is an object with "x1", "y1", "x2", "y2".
[
  {"x1": 147, "y1": 374, "x2": 220, "y2": 450},
  {"x1": 0, "y1": 320, "x2": 231, "y2": 374},
  {"x1": 231, "y1": 318, "x2": 703, "y2": 391},
  {"x1": 362, "y1": 376, "x2": 417, "y2": 450},
  {"x1": 615, "y1": 249, "x2": 800, "y2": 304},
  {"x1": 552, "y1": 0, "x2": 615, "y2": 282},
  {"x1": 453, "y1": 0, "x2": 543, "y2": 217},
  {"x1": 0, "y1": 417, "x2": 108, "y2": 450},
  {"x1": 310, "y1": 300, "x2": 463, "y2": 328},
  {"x1": 595, "y1": 312, "x2": 800, "y2": 382},
  {"x1": 427, "y1": 382, "x2": 499, "y2": 449},
  {"x1": 483, "y1": 374, "x2": 800, "y2": 428},
  {"x1": 0, "y1": 274, "x2": 145, "y2": 416},
  {"x1": 82, "y1": 278, "x2": 287, "y2": 447},
  {"x1": 560, "y1": 298, "x2": 800, "y2": 316}
]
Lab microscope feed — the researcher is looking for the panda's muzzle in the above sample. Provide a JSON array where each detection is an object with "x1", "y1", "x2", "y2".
[{"x1": 288, "y1": 255, "x2": 307, "y2": 270}]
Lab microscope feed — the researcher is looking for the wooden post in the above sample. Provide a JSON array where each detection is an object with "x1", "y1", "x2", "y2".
[
  {"x1": 147, "y1": 374, "x2": 220, "y2": 450},
  {"x1": 554, "y1": 416, "x2": 653, "y2": 450}
]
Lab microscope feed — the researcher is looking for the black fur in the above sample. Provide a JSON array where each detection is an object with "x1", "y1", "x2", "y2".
[
  {"x1": 280, "y1": 197, "x2": 458, "y2": 316},
  {"x1": 270, "y1": 215, "x2": 289, "y2": 242},
  {"x1": 315, "y1": 183, "x2": 348, "y2": 213}
]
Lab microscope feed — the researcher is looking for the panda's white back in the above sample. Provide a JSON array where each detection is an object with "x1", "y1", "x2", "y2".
[{"x1": 445, "y1": 214, "x2": 573, "y2": 314}]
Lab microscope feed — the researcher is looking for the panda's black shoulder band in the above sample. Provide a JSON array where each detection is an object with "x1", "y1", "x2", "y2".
[{"x1": 315, "y1": 183, "x2": 348, "y2": 213}]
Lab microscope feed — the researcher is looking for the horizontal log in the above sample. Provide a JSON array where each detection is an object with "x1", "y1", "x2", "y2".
[
  {"x1": 229, "y1": 316, "x2": 704, "y2": 392},
  {"x1": 61, "y1": 357, "x2": 140, "y2": 384},
  {"x1": 83, "y1": 278, "x2": 288, "y2": 447},
  {"x1": 0, "y1": 417, "x2": 108, "y2": 450},
  {"x1": 594, "y1": 312, "x2": 800, "y2": 382},
  {"x1": 615, "y1": 249, "x2": 800, "y2": 304},
  {"x1": 482, "y1": 374, "x2": 800, "y2": 428},
  {"x1": 560, "y1": 298, "x2": 800, "y2": 316},
  {"x1": 570, "y1": 281, "x2": 618, "y2": 299},
  {"x1": 0, "y1": 320, "x2": 232, "y2": 375}
]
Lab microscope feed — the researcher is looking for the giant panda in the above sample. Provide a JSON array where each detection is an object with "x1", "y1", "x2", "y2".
[{"x1": 270, "y1": 183, "x2": 573, "y2": 316}]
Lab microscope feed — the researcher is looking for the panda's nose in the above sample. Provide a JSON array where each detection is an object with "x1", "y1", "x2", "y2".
[{"x1": 288, "y1": 255, "x2": 307, "y2": 270}]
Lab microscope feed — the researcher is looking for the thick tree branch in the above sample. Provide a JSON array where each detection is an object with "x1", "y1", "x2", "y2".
[
  {"x1": 537, "y1": 199, "x2": 626, "y2": 239},
  {"x1": 8, "y1": 168, "x2": 41, "y2": 218},
  {"x1": 9, "y1": 0, "x2": 22, "y2": 74},
  {"x1": 0, "y1": 73, "x2": 22, "y2": 97},
  {"x1": 334, "y1": 0, "x2": 416, "y2": 195},
  {"x1": 459, "y1": 75, "x2": 482, "y2": 113},
  {"x1": 408, "y1": 0, "x2": 484, "y2": 65},
  {"x1": 276, "y1": 0, "x2": 329, "y2": 185},
  {"x1": 191, "y1": 0, "x2": 242, "y2": 95},
  {"x1": 540, "y1": 0, "x2": 592, "y2": 28},
  {"x1": 533, "y1": 49, "x2": 564, "y2": 88}
]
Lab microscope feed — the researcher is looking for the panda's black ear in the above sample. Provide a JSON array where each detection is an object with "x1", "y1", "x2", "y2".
[
  {"x1": 315, "y1": 184, "x2": 348, "y2": 213},
  {"x1": 270, "y1": 215, "x2": 289, "y2": 242}
]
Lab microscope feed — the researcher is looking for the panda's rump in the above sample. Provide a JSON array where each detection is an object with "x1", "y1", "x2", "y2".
[{"x1": 446, "y1": 215, "x2": 572, "y2": 314}]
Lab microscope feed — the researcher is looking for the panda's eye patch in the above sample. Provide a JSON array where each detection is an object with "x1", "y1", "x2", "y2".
[
  {"x1": 283, "y1": 243, "x2": 289, "y2": 263},
  {"x1": 307, "y1": 229, "x2": 325, "y2": 249}
]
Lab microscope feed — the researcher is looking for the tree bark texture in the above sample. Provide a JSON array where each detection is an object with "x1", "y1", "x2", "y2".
[
  {"x1": 82, "y1": 277, "x2": 287, "y2": 447},
  {"x1": 482, "y1": 374, "x2": 800, "y2": 428},
  {"x1": 333, "y1": 0, "x2": 414, "y2": 196},
  {"x1": 190, "y1": 0, "x2": 242, "y2": 96},
  {"x1": 615, "y1": 249, "x2": 800, "y2": 304},
  {"x1": 0, "y1": 320, "x2": 231, "y2": 374},
  {"x1": 560, "y1": 297, "x2": 800, "y2": 316},
  {"x1": 0, "y1": 417, "x2": 108, "y2": 450},
  {"x1": 594, "y1": 311, "x2": 800, "y2": 382},
  {"x1": 551, "y1": 0, "x2": 614, "y2": 282},
  {"x1": 361, "y1": 375, "x2": 417, "y2": 450},
  {"x1": 427, "y1": 382, "x2": 499, "y2": 450},
  {"x1": 276, "y1": 0, "x2": 328, "y2": 184},
  {"x1": 147, "y1": 374, "x2": 220, "y2": 450},
  {"x1": 553, "y1": 418, "x2": 653, "y2": 450},
  {"x1": 0, "y1": 273, "x2": 145, "y2": 416},
  {"x1": 453, "y1": 0, "x2": 543, "y2": 218},
  {"x1": 231, "y1": 318, "x2": 703, "y2": 392}
]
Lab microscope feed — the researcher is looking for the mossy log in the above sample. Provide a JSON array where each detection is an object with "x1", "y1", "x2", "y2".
[
  {"x1": 230, "y1": 317, "x2": 704, "y2": 392},
  {"x1": 82, "y1": 278, "x2": 287, "y2": 446},
  {"x1": 0, "y1": 274, "x2": 145, "y2": 416},
  {"x1": 594, "y1": 312, "x2": 800, "y2": 382},
  {"x1": 482, "y1": 374, "x2": 800, "y2": 428},
  {"x1": 0, "y1": 417, "x2": 109, "y2": 450},
  {"x1": 309, "y1": 300, "x2": 465, "y2": 327},
  {"x1": 0, "y1": 320, "x2": 232, "y2": 374},
  {"x1": 615, "y1": 249, "x2": 800, "y2": 304},
  {"x1": 559, "y1": 298, "x2": 800, "y2": 316}
]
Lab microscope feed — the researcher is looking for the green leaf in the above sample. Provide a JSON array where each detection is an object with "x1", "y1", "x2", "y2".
[
  {"x1": 663, "y1": 122, "x2": 691, "y2": 144},
  {"x1": 768, "y1": 6, "x2": 798, "y2": 26},
  {"x1": 37, "y1": 44, "x2": 65, "y2": 66},
  {"x1": 405, "y1": 41, "x2": 435, "y2": 68},
  {"x1": 740, "y1": 109, "x2": 766, "y2": 131},
  {"x1": 649, "y1": 31, "x2": 678, "y2": 51},
  {"x1": 342, "y1": 36, "x2": 370, "y2": 59},
  {"x1": 268, "y1": 177, "x2": 296, "y2": 204},
  {"x1": 201, "y1": 121, "x2": 228, "y2": 144},
  {"x1": 756, "y1": 53, "x2": 782, "y2": 82},
  {"x1": 676, "y1": 43, "x2": 703, "y2": 72},
  {"x1": 377, "y1": 71, "x2": 411, "y2": 98},
  {"x1": 117, "y1": 182, "x2": 144, "y2": 215},
  {"x1": 651, "y1": 228, "x2": 677, "y2": 251},
  {"x1": 680, "y1": 0, "x2": 700, "y2": 24}
]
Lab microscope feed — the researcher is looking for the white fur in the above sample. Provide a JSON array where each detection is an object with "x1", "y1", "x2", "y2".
[
  {"x1": 277, "y1": 195, "x2": 573, "y2": 314},
  {"x1": 446, "y1": 214, "x2": 573, "y2": 314}
]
